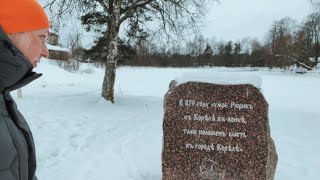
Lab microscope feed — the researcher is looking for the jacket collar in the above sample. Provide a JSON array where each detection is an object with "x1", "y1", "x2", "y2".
[{"x1": 0, "y1": 27, "x2": 42, "y2": 94}]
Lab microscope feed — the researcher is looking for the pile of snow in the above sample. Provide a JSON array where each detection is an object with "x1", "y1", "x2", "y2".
[{"x1": 175, "y1": 72, "x2": 261, "y2": 89}]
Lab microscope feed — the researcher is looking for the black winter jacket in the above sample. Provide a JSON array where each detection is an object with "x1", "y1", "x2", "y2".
[{"x1": 0, "y1": 27, "x2": 41, "y2": 180}]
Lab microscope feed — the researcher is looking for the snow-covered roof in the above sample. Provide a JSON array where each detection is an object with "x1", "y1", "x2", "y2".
[
  {"x1": 49, "y1": 28, "x2": 58, "y2": 35},
  {"x1": 175, "y1": 72, "x2": 262, "y2": 89},
  {"x1": 46, "y1": 43, "x2": 71, "y2": 53},
  {"x1": 309, "y1": 57, "x2": 320, "y2": 63}
]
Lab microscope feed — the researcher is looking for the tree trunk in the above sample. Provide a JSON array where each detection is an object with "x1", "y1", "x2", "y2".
[
  {"x1": 101, "y1": 0, "x2": 121, "y2": 103},
  {"x1": 102, "y1": 62, "x2": 117, "y2": 103},
  {"x1": 314, "y1": 41, "x2": 319, "y2": 68}
]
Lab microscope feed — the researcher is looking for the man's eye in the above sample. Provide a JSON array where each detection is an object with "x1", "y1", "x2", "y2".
[{"x1": 40, "y1": 35, "x2": 47, "y2": 42}]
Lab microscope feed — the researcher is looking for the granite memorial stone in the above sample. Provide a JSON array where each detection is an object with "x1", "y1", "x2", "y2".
[{"x1": 162, "y1": 77, "x2": 277, "y2": 180}]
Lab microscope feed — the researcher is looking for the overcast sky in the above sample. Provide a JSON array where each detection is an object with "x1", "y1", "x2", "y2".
[{"x1": 202, "y1": 0, "x2": 313, "y2": 42}]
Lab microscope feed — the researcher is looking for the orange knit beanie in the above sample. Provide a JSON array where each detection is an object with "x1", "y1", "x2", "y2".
[{"x1": 0, "y1": 0, "x2": 50, "y2": 33}]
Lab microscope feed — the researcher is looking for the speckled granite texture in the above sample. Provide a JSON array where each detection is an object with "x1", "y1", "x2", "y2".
[{"x1": 162, "y1": 81, "x2": 277, "y2": 180}]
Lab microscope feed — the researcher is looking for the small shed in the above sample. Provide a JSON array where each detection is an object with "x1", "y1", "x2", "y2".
[
  {"x1": 47, "y1": 44, "x2": 71, "y2": 61},
  {"x1": 48, "y1": 30, "x2": 59, "y2": 45},
  {"x1": 47, "y1": 29, "x2": 71, "y2": 61}
]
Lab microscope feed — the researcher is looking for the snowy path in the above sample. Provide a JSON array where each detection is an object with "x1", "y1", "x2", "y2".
[{"x1": 18, "y1": 92, "x2": 163, "y2": 180}]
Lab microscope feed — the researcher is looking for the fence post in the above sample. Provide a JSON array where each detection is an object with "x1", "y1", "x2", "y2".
[{"x1": 17, "y1": 88, "x2": 22, "y2": 98}]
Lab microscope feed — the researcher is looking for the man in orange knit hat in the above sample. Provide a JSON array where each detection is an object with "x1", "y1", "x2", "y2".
[{"x1": 0, "y1": 0, "x2": 50, "y2": 179}]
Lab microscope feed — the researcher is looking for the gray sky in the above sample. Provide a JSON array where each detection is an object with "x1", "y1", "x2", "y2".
[{"x1": 202, "y1": 0, "x2": 313, "y2": 42}]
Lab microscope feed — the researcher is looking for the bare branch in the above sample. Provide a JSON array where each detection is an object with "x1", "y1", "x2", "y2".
[{"x1": 119, "y1": 0, "x2": 153, "y2": 25}]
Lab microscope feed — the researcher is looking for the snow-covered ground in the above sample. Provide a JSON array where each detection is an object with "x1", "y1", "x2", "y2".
[{"x1": 14, "y1": 59, "x2": 320, "y2": 180}]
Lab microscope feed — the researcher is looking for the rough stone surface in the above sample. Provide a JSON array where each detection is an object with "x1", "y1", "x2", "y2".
[{"x1": 162, "y1": 81, "x2": 277, "y2": 180}]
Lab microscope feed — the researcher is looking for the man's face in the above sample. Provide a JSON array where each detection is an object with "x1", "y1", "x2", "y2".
[{"x1": 8, "y1": 28, "x2": 49, "y2": 67}]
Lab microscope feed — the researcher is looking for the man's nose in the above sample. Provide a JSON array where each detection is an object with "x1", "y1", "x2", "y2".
[{"x1": 42, "y1": 43, "x2": 49, "y2": 58}]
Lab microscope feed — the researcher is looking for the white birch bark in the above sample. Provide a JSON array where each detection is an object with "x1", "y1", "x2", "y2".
[{"x1": 101, "y1": 0, "x2": 121, "y2": 103}]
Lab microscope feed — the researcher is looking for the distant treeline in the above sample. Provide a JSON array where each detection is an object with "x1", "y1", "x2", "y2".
[
  {"x1": 122, "y1": 53, "x2": 284, "y2": 68},
  {"x1": 78, "y1": 13, "x2": 320, "y2": 70},
  {"x1": 121, "y1": 49, "x2": 301, "y2": 69}
]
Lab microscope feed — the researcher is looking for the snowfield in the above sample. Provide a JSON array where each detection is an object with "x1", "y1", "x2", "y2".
[{"x1": 14, "y1": 59, "x2": 320, "y2": 180}]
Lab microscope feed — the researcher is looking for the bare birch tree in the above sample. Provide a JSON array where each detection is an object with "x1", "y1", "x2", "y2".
[{"x1": 44, "y1": 0, "x2": 218, "y2": 103}]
